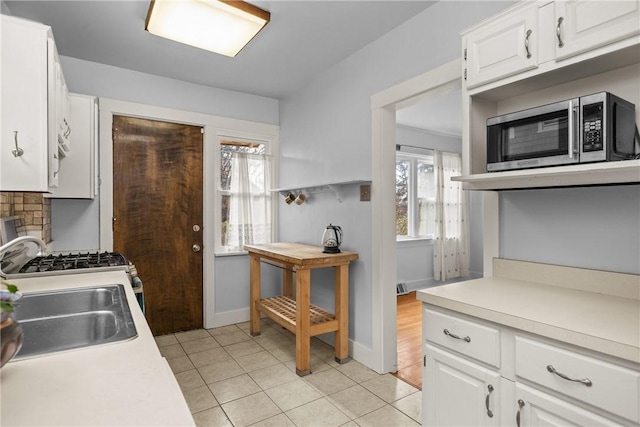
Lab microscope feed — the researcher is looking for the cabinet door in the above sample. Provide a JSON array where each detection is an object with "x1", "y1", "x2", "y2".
[
  {"x1": 514, "y1": 383, "x2": 622, "y2": 426},
  {"x1": 464, "y1": 2, "x2": 538, "y2": 89},
  {"x1": 554, "y1": 0, "x2": 640, "y2": 60},
  {"x1": 0, "y1": 17, "x2": 50, "y2": 192},
  {"x1": 423, "y1": 344, "x2": 501, "y2": 426},
  {"x1": 47, "y1": 94, "x2": 97, "y2": 199}
]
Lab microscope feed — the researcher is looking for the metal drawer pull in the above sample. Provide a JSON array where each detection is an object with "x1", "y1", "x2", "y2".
[
  {"x1": 556, "y1": 17, "x2": 564, "y2": 47},
  {"x1": 485, "y1": 384, "x2": 494, "y2": 418},
  {"x1": 443, "y1": 329, "x2": 471, "y2": 342},
  {"x1": 547, "y1": 365, "x2": 592, "y2": 387},
  {"x1": 516, "y1": 399, "x2": 525, "y2": 427},
  {"x1": 524, "y1": 29, "x2": 532, "y2": 59}
]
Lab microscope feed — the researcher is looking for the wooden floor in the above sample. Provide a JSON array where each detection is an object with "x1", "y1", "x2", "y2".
[{"x1": 392, "y1": 291, "x2": 422, "y2": 390}]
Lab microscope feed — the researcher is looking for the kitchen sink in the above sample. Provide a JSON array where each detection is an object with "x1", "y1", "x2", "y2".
[{"x1": 13, "y1": 285, "x2": 138, "y2": 359}]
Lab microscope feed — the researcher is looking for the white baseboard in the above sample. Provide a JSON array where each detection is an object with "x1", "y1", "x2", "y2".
[{"x1": 213, "y1": 308, "x2": 250, "y2": 328}]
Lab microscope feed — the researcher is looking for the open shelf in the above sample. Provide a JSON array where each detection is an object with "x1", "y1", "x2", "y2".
[
  {"x1": 257, "y1": 295, "x2": 339, "y2": 336},
  {"x1": 272, "y1": 179, "x2": 370, "y2": 202},
  {"x1": 453, "y1": 160, "x2": 640, "y2": 191}
]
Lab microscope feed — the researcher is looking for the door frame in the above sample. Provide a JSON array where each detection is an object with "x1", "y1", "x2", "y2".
[
  {"x1": 99, "y1": 98, "x2": 279, "y2": 329},
  {"x1": 370, "y1": 59, "x2": 463, "y2": 373}
]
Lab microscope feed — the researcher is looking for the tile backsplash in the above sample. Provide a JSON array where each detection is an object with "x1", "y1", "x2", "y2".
[{"x1": 0, "y1": 192, "x2": 51, "y2": 243}]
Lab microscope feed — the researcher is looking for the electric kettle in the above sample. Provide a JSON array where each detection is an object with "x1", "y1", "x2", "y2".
[{"x1": 322, "y1": 224, "x2": 342, "y2": 254}]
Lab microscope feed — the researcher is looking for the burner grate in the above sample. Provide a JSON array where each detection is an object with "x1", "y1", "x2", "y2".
[{"x1": 19, "y1": 252, "x2": 127, "y2": 273}]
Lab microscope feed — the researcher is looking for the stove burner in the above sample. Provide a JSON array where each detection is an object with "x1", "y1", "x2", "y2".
[{"x1": 19, "y1": 252, "x2": 128, "y2": 274}]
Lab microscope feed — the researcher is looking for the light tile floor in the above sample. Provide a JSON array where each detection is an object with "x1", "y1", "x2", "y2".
[{"x1": 155, "y1": 318, "x2": 422, "y2": 427}]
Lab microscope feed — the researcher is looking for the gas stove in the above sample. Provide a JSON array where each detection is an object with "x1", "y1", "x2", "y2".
[{"x1": 0, "y1": 236, "x2": 130, "y2": 280}]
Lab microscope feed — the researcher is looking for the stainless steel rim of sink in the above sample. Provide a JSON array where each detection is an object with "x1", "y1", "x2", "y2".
[{"x1": 13, "y1": 284, "x2": 138, "y2": 360}]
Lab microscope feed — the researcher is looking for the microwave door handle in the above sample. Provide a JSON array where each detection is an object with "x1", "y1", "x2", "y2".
[{"x1": 568, "y1": 100, "x2": 576, "y2": 159}]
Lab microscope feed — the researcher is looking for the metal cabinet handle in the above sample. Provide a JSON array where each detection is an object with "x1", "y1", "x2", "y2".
[
  {"x1": 12, "y1": 131, "x2": 24, "y2": 157},
  {"x1": 485, "y1": 384, "x2": 494, "y2": 418},
  {"x1": 525, "y1": 29, "x2": 532, "y2": 59},
  {"x1": 53, "y1": 152, "x2": 60, "y2": 177},
  {"x1": 192, "y1": 244, "x2": 201, "y2": 253},
  {"x1": 516, "y1": 399, "x2": 525, "y2": 427},
  {"x1": 556, "y1": 17, "x2": 564, "y2": 47},
  {"x1": 443, "y1": 329, "x2": 471, "y2": 342},
  {"x1": 547, "y1": 365, "x2": 592, "y2": 387}
]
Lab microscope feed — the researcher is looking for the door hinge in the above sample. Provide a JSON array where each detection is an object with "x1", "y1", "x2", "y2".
[
  {"x1": 423, "y1": 355, "x2": 426, "y2": 367},
  {"x1": 464, "y1": 69, "x2": 467, "y2": 80},
  {"x1": 201, "y1": 128, "x2": 204, "y2": 134},
  {"x1": 464, "y1": 48, "x2": 467, "y2": 61}
]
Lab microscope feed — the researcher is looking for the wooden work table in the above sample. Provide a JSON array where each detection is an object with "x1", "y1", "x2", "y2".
[{"x1": 244, "y1": 242, "x2": 359, "y2": 376}]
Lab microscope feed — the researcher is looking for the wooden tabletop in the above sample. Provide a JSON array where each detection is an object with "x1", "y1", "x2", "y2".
[{"x1": 244, "y1": 242, "x2": 358, "y2": 267}]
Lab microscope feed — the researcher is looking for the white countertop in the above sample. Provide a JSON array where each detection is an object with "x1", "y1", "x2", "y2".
[
  {"x1": 417, "y1": 275, "x2": 640, "y2": 364},
  {"x1": 1, "y1": 271, "x2": 195, "y2": 426}
]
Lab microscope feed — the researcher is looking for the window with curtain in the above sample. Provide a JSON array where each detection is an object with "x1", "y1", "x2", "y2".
[
  {"x1": 433, "y1": 151, "x2": 469, "y2": 281},
  {"x1": 218, "y1": 138, "x2": 273, "y2": 253},
  {"x1": 396, "y1": 152, "x2": 436, "y2": 239}
]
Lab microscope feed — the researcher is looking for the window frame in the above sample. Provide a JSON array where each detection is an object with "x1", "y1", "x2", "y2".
[
  {"x1": 396, "y1": 151, "x2": 435, "y2": 242},
  {"x1": 214, "y1": 131, "x2": 277, "y2": 255}
]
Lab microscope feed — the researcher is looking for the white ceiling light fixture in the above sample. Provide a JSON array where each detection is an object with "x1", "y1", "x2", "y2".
[{"x1": 145, "y1": 0, "x2": 270, "y2": 57}]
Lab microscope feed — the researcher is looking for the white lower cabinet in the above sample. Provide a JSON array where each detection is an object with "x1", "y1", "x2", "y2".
[
  {"x1": 514, "y1": 383, "x2": 622, "y2": 426},
  {"x1": 422, "y1": 305, "x2": 639, "y2": 426},
  {"x1": 424, "y1": 344, "x2": 502, "y2": 426}
]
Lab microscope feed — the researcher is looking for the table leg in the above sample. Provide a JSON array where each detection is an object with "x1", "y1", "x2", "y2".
[
  {"x1": 249, "y1": 254, "x2": 261, "y2": 336},
  {"x1": 334, "y1": 263, "x2": 349, "y2": 363},
  {"x1": 283, "y1": 263, "x2": 293, "y2": 297},
  {"x1": 295, "y1": 267, "x2": 311, "y2": 376}
]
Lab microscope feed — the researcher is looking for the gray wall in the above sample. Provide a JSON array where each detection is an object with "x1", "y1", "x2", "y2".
[
  {"x1": 500, "y1": 185, "x2": 640, "y2": 274},
  {"x1": 395, "y1": 125, "x2": 483, "y2": 291},
  {"x1": 278, "y1": 1, "x2": 513, "y2": 349},
  {"x1": 52, "y1": 56, "x2": 280, "y2": 254},
  {"x1": 50, "y1": 56, "x2": 280, "y2": 320}
]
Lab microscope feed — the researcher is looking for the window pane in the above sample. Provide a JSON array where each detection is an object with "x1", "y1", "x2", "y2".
[
  {"x1": 417, "y1": 161, "x2": 435, "y2": 236},
  {"x1": 396, "y1": 160, "x2": 409, "y2": 236},
  {"x1": 220, "y1": 142, "x2": 265, "y2": 191},
  {"x1": 219, "y1": 140, "x2": 269, "y2": 250}
]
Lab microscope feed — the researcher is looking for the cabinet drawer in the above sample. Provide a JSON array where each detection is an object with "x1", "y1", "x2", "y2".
[
  {"x1": 424, "y1": 308, "x2": 500, "y2": 368},
  {"x1": 515, "y1": 336, "x2": 640, "y2": 423}
]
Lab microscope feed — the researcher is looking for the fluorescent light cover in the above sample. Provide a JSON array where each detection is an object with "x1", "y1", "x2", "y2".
[{"x1": 145, "y1": 0, "x2": 270, "y2": 57}]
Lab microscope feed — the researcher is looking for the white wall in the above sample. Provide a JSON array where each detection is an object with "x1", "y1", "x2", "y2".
[{"x1": 278, "y1": 1, "x2": 513, "y2": 351}]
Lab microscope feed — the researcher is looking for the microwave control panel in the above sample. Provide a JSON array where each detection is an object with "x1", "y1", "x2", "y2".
[{"x1": 582, "y1": 102, "x2": 604, "y2": 152}]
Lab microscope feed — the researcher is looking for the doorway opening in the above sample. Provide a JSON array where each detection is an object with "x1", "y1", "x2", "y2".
[{"x1": 371, "y1": 59, "x2": 463, "y2": 375}]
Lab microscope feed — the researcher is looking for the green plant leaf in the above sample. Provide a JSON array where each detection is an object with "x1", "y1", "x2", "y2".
[
  {"x1": 0, "y1": 301, "x2": 15, "y2": 313},
  {"x1": 5, "y1": 284, "x2": 18, "y2": 294}
]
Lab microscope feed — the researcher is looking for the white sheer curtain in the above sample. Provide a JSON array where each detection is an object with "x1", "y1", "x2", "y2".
[
  {"x1": 433, "y1": 151, "x2": 469, "y2": 281},
  {"x1": 226, "y1": 152, "x2": 272, "y2": 251}
]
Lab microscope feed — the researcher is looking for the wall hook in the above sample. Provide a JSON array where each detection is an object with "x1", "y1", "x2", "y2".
[{"x1": 12, "y1": 131, "x2": 24, "y2": 157}]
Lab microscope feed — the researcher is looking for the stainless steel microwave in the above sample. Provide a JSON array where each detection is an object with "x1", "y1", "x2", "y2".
[{"x1": 486, "y1": 92, "x2": 637, "y2": 172}]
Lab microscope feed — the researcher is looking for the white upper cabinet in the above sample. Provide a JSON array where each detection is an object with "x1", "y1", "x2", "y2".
[
  {"x1": 1, "y1": 15, "x2": 69, "y2": 193},
  {"x1": 554, "y1": 0, "x2": 640, "y2": 60},
  {"x1": 459, "y1": 0, "x2": 640, "y2": 191},
  {"x1": 464, "y1": 2, "x2": 539, "y2": 89},
  {"x1": 47, "y1": 94, "x2": 98, "y2": 199}
]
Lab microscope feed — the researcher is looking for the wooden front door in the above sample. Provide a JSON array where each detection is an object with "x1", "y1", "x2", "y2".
[{"x1": 113, "y1": 115, "x2": 203, "y2": 335}]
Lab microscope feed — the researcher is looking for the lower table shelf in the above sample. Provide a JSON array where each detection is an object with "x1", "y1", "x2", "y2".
[{"x1": 257, "y1": 295, "x2": 339, "y2": 336}]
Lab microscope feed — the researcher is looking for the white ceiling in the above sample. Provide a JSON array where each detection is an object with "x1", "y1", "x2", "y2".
[
  {"x1": 5, "y1": 0, "x2": 460, "y2": 135},
  {"x1": 396, "y1": 89, "x2": 462, "y2": 137},
  {"x1": 4, "y1": 0, "x2": 436, "y2": 100}
]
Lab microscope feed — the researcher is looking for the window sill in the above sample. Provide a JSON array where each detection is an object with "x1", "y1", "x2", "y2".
[
  {"x1": 214, "y1": 250, "x2": 249, "y2": 257},
  {"x1": 396, "y1": 236, "x2": 434, "y2": 246}
]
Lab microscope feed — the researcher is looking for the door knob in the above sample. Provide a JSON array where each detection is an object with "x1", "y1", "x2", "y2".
[
  {"x1": 193, "y1": 224, "x2": 201, "y2": 232},
  {"x1": 192, "y1": 244, "x2": 201, "y2": 253}
]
